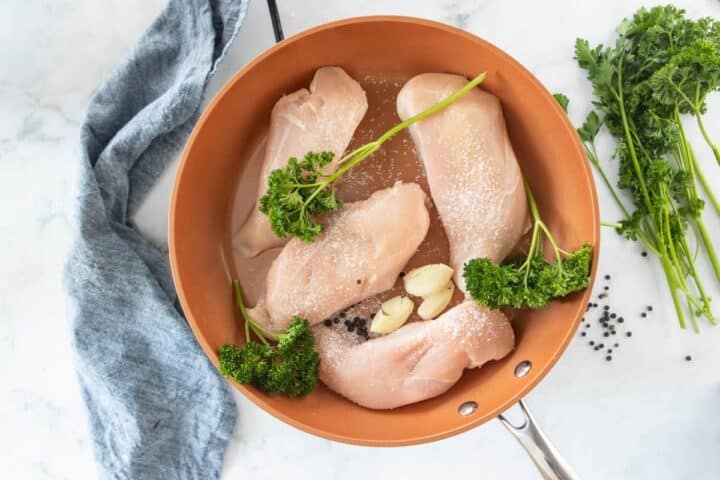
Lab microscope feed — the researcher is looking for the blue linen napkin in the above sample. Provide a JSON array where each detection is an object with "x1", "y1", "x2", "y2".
[{"x1": 64, "y1": 0, "x2": 248, "y2": 477}]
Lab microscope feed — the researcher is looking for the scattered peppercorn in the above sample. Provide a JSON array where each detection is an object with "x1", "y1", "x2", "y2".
[
  {"x1": 614, "y1": 343, "x2": 619, "y2": 348},
  {"x1": 607, "y1": 349, "x2": 613, "y2": 354},
  {"x1": 581, "y1": 331, "x2": 587, "y2": 337},
  {"x1": 618, "y1": 317, "x2": 624, "y2": 323},
  {"x1": 604, "y1": 286, "x2": 609, "y2": 291},
  {"x1": 589, "y1": 341, "x2": 595, "y2": 346},
  {"x1": 606, "y1": 355, "x2": 612, "y2": 361},
  {"x1": 626, "y1": 332, "x2": 632, "y2": 337},
  {"x1": 599, "y1": 293, "x2": 608, "y2": 299},
  {"x1": 399, "y1": 271, "x2": 406, "y2": 278},
  {"x1": 641, "y1": 312, "x2": 647, "y2": 318},
  {"x1": 610, "y1": 313, "x2": 616, "y2": 319},
  {"x1": 603, "y1": 332, "x2": 609, "y2": 337},
  {"x1": 647, "y1": 306, "x2": 653, "y2": 312},
  {"x1": 333, "y1": 317, "x2": 340, "y2": 324},
  {"x1": 324, "y1": 319, "x2": 332, "y2": 327},
  {"x1": 685, "y1": 355, "x2": 692, "y2": 361},
  {"x1": 604, "y1": 305, "x2": 610, "y2": 311},
  {"x1": 641, "y1": 251, "x2": 648, "y2": 257},
  {"x1": 356, "y1": 279, "x2": 362, "y2": 285}
]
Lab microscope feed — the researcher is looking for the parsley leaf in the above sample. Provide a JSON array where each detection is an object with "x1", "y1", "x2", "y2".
[
  {"x1": 553, "y1": 93, "x2": 570, "y2": 113},
  {"x1": 463, "y1": 183, "x2": 592, "y2": 310},
  {"x1": 218, "y1": 281, "x2": 320, "y2": 397}
]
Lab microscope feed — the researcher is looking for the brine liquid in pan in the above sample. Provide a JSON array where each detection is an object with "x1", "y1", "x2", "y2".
[{"x1": 227, "y1": 73, "x2": 463, "y2": 333}]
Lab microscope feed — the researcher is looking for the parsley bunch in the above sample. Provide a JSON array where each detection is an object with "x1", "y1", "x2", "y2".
[
  {"x1": 218, "y1": 281, "x2": 319, "y2": 397},
  {"x1": 463, "y1": 183, "x2": 592, "y2": 310},
  {"x1": 573, "y1": 5, "x2": 720, "y2": 330},
  {"x1": 259, "y1": 73, "x2": 487, "y2": 243}
]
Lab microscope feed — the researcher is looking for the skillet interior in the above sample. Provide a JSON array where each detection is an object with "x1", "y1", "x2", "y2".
[{"x1": 169, "y1": 16, "x2": 600, "y2": 446}]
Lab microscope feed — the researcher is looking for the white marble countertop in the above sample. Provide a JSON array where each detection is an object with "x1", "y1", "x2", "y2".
[{"x1": 3, "y1": 0, "x2": 720, "y2": 478}]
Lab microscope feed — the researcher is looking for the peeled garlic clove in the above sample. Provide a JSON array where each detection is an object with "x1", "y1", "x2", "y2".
[
  {"x1": 417, "y1": 282, "x2": 455, "y2": 320},
  {"x1": 403, "y1": 263, "x2": 454, "y2": 297},
  {"x1": 370, "y1": 296, "x2": 414, "y2": 334}
]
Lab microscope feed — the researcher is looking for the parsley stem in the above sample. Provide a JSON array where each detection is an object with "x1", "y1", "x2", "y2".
[
  {"x1": 690, "y1": 149, "x2": 720, "y2": 215},
  {"x1": 696, "y1": 218, "x2": 720, "y2": 282},
  {"x1": 233, "y1": 280, "x2": 276, "y2": 345},
  {"x1": 616, "y1": 58, "x2": 653, "y2": 212},
  {"x1": 694, "y1": 111, "x2": 720, "y2": 167},
  {"x1": 675, "y1": 107, "x2": 720, "y2": 215},
  {"x1": 378, "y1": 72, "x2": 487, "y2": 145},
  {"x1": 302, "y1": 73, "x2": 487, "y2": 215},
  {"x1": 659, "y1": 255, "x2": 687, "y2": 329},
  {"x1": 674, "y1": 108, "x2": 720, "y2": 281},
  {"x1": 585, "y1": 142, "x2": 631, "y2": 218}
]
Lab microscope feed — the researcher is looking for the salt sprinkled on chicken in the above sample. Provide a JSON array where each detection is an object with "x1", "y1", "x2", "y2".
[
  {"x1": 397, "y1": 73, "x2": 528, "y2": 292},
  {"x1": 247, "y1": 182, "x2": 430, "y2": 333},
  {"x1": 313, "y1": 301, "x2": 513, "y2": 409}
]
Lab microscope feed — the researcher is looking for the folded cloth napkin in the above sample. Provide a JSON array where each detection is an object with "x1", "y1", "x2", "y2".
[{"x1": 64, "y1": 1, "x2": 248, "y2": 478}]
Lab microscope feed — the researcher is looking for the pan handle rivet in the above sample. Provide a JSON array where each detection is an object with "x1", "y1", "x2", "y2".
[
  {"x1": 514, "y1": 360, "x2": 532, "y2": 378},
  {"x1": 458, "y1": 401, "x2": 478, "y2": 416}
]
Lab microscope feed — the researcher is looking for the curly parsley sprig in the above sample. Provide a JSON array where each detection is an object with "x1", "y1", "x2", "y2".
[
  {"x1": 259, "y1": 72, "x2": 487, "y2": 243},
  {"x1": 572, "y1": 5, "x2": 720, "y2": 331},
  {"x1": 218, "y1": 280, "x2": 319, "y2": 397},
  {"x1": 463, "y1": 182, "x2": 592, "y2": 310}
]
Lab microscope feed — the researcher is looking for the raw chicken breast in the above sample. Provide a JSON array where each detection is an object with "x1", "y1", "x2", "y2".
[
  {"x1": 234, "y1": 66, "x2": 368, "y2": 257},
  {"x1": 314, "y1": 301, "x2": 514, "y2": 409},
  {"x1": 248, "y1": 182, "x2": 430, "y2": 333},
  {"x1": 397, "y1": 73, "x2": 528, "y2": 292}
]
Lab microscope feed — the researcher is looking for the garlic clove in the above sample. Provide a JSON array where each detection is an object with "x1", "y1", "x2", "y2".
[
  {"x1": 417, "y1": 281, "x2": 455, "y2": 320},
  {"x1": 403, "y1": 263, "x2": 454, "y2": 297},
  {"x1": 370, "y1": 296, "x2": 414, "y2": 334}
]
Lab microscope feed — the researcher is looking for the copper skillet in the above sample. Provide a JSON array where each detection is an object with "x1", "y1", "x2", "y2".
[{"x1": 168, "y1": 16, "x2": 599, "y2": 479}]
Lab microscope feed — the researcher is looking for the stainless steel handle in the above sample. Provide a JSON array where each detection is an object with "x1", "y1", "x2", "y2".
[{"x1": 498, "y1": 399, "x2": 581, "y2": 480}]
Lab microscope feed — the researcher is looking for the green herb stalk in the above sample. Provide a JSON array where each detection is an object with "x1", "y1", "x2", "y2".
[
  {"x1": 218, "y1": 280, "x2": 319, "y2": 397},
  {"x1": 463, "y1": 182, "x2": 592, "y2": 310},
  {"x1": 572, "y1": 4, "x2": 720, "y2": 330},
  {"x1": 260, "y1": 73, "x2": 487, "y2": 242}
]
